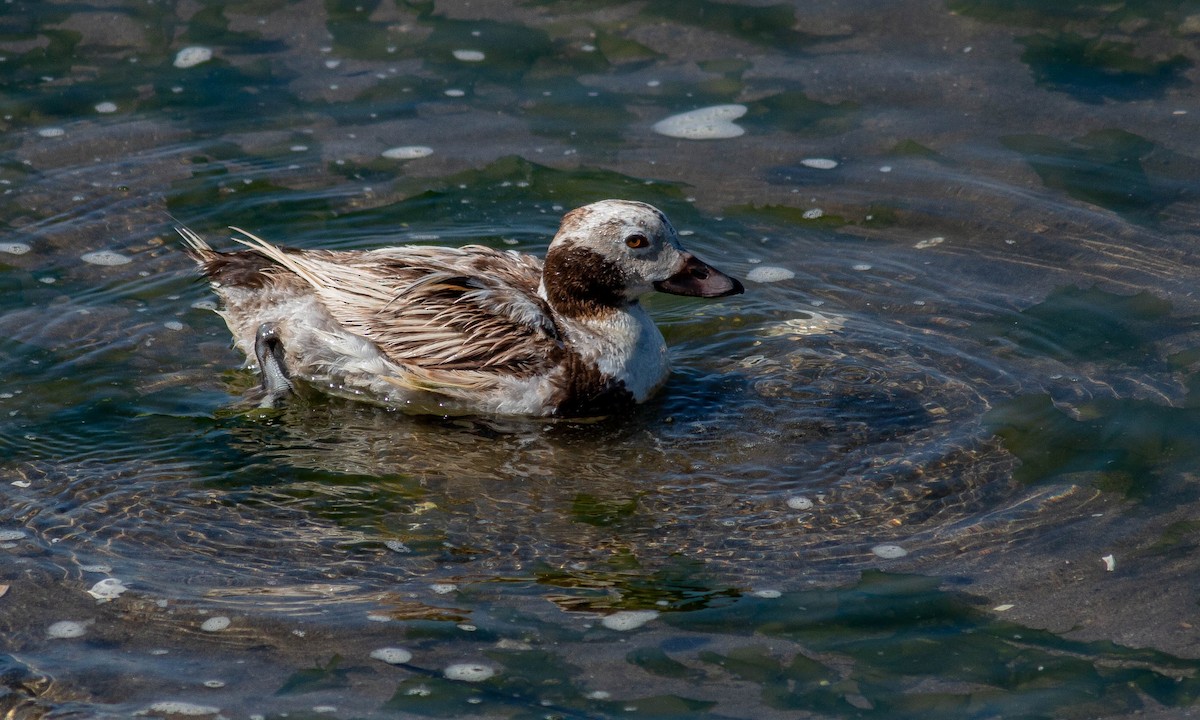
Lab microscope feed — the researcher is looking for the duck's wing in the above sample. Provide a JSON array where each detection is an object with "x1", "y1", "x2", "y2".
[{"x1": 229, "y1": 229, "x2": 563, "y2": 383}]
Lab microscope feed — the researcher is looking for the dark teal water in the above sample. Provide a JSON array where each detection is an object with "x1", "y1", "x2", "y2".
[{"x1": 3, "y1": 1, "x2": 1200, "y2": 718}]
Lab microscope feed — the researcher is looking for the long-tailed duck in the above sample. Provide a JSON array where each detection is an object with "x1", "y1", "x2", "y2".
[{"x1": 181, "y1": 199, "x2": 743, "y2": 417}]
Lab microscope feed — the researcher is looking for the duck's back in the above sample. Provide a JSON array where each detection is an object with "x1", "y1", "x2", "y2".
[{"x1": 187, "y1": 233, "x2": 584, "y2": 414}]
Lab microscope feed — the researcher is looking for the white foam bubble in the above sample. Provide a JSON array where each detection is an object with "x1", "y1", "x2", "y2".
[
  {"x1": 94, "y1": 101, "x2": 118, "y2": 114},
  {"x1": 871, "y1": 544, "x2": 908, "y2": 559},
  {"x1": 370, "y1": 647, "x2": 413, "y2": 665},
  {"x1": 746, "y1": 266, "x2": 795, "y2": 283},
  {"x1": 800, "y1": 158, "x2": 838, "y2": 170},
  {"x1": 914, "y1": 237, "x2": 944, "y2": 249},
  {"x1": 143, "y1": 701, "x2": 221, "y2": 716},
  {"x1": 600, "y1": 609, "x2": 658, "y2": 631},
  {"x1": 174, "y1": 46, "x2": 213, "y2": 69},
  {"x1": 444, "y1": 88, "x2": 466, "y2": 97},
  {"x1": 81, "y1": 250, "x2": 131, "y2": 266},
  {"x1": 786, "y1": 496, "x2": 813, "y2": 510},
  {"x1": 87, "y1": 578, "x2": 128, "y2": 602},
  {"x1": 802, "y1": 208, "x2": 824, "y2": 219},
  {"x1": 382, "y1": 145, "x2": 433, "y2": 160},
  {"x1": 751, "y1": 589, "x2": 782, "y2": 599},
  {"x1": 653, "y1": 104, "x2": 747, "y2": 140},
  {"x1": 0, "y1": 242, "x2": 30, "y2": 255},
  {"x1": 47, "y1": 620, "x2": 88, "y2": 639},
  {"x1": 443, "y1": 663, "x2": 496, "y2": 682},
  {"x1": 37, "y1": 127, "x2": 65, "y2": 138},
  {"x1": 0, "y1": 529, "x2": 26, "y2": 541},
  {"x1": 430, "y1": 583, "x2": 457, "y2": 594},
  {"x1": 453, "y1": 49, "x2": 485, "y2": 62},
  {"x1": 200, "y1": 616, "x2": 230, "y2": 632}
]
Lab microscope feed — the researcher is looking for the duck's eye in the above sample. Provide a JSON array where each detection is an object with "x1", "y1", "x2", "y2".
[{"x1": 625, "y1": 233, "x2": 650, "y2": 249}]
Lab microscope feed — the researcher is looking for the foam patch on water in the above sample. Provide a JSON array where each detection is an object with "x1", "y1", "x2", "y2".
[
  {"x1": 746, "y1": 266, "x2": 795, "y2": 283},
  {"x1": 453, "y1": 49, "x2": 485, "y2": 62},
  {"x1": 444, "y1": 662, "x2": 496, "y2": 682},
  {"x1": 140, "y1": 701, "x2": 221, "y2": 716},
  {"x1": 37, "y1": 127, "x2": 65, "y2": 138},
  {"x1": 200, "y1": 616, "x2": 230, "y2": 632},
  {"x1": 174, "y1": 46, "x2": 213, "y2": 69},
  {"x1": 0, "y1": 529, "x2": 27, "y2": 541},
  {"x1": 0, "y1": 242, "x2": 30, "y2": 255},
  {"x1": 81, "y1": 250, "x2": 131, "y2": 266},
  {"x1": 800, "y1": 158, "x2": 838, "y2": 170},
  {"x1": 600, "y1": 609, "x2": 658, "y2": 631},
  {"x1": 95, "y1": 101, "x2": 118, "y2": 114},
  {"x1": 382, "y1": 146, "x2": 433, "y2": 160},
  {"x1": 786, "y1": 496, "x2": 814, "y2": 510},
  {"x1": 370, "y1": 647, "x2": 413, "y2": 664},
  {"x1": 871, "y1": 544, "x2": 908, "y2": 559},
  {"x1": 653, "y1": 104, "x2": 747, "y2": 140},
  {"x1": 87, "y1": 578, "x2": 128, "y2": 602},
  {"x1": 47, "y1": 620, "x2": 89, "y2": 639}
]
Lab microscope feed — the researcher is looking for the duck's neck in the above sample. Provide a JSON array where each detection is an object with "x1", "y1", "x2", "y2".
[{"x1": 539, "y1": 282, "x2": 670, "y2": 402}]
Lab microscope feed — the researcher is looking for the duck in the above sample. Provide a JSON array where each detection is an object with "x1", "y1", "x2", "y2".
[{"x1": 181, "y1": 199, "x2": 743, "y2": 417}]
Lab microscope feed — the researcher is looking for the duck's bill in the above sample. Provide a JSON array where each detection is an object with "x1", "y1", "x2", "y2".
[{"x1": 654, "y1": 254, "x2": 745, "y2": 298}]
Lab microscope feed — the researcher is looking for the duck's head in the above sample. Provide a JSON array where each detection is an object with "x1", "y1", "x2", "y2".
[{"x1": 541, "y1": 199, "x2": 743, "y2": 318}]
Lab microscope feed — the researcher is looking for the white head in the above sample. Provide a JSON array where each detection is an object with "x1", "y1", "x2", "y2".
[{"x1": 541, "y1": 199, "x2": 743, "y2": 319}]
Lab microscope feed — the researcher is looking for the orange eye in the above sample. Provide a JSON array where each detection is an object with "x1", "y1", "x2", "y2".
[{"x1": 625, "y1": 234, "x2": 649, "y2": 249}]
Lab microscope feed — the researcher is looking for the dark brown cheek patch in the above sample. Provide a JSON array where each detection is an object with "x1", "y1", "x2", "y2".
[{"x1": 542, "y1": 245, "x2": 627, "y2": 319}]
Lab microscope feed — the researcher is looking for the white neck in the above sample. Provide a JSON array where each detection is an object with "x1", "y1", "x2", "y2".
[{"x1": 540, "y1": 282, "x2": 671, "y2": 402}]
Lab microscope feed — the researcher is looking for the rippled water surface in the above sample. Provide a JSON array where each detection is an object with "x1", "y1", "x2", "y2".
[{"x1": 3, "y1": 1, "x2": 1200, "y2": 718}]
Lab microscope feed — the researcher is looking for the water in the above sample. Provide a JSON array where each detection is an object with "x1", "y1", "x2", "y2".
[{"x1": 2, "y1": 0, "x2": 1200, "y2": 717}]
